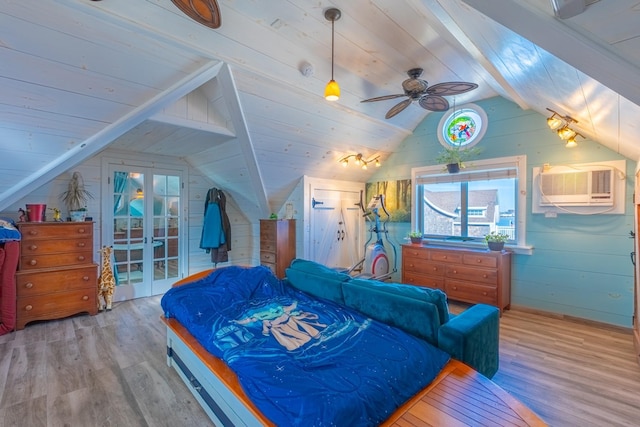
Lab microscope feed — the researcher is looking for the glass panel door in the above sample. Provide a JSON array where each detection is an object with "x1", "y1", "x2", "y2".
[{"x1": 108, "y1": 165, "x2": 183, "y2": 301}]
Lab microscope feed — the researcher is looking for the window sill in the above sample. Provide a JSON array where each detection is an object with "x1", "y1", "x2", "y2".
[{"x1": 420, "y1": 238, "x2": 534, "y2": 255}]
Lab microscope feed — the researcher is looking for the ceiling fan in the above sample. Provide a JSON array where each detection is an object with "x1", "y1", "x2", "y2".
[{"x1": 361, "y1": 68, "x2": 478, "y2": 119}]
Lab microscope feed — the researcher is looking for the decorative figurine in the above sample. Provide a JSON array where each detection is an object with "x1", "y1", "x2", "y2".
[
  {"x1": 97, "y1": 246, "x2": 116, "y2": 311},
  {"x1": 49, "y1": 207, "x2": 63, "y2": 222},
  {"x1": 18, "y1": 208, "x2": 26, "y2": 222}
]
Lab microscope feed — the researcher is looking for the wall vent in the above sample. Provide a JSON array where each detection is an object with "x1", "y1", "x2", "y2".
[{"x1": 538, "y1": 167, "x2": 613, "y2": 207}]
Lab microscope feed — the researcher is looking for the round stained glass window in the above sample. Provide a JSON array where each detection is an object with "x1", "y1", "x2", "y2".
[{"x1": 437, "y1": 103, "x2": 487, "y2": 149}]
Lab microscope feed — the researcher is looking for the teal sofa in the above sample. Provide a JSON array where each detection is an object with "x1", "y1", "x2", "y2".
[{"x1": 285, "y1": 258, "x2": 500, "y2": 378}]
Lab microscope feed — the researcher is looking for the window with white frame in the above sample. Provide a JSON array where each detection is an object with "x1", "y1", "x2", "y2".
[{"x1": 411, "y1": 156, "x2": 527, "y2": 247}]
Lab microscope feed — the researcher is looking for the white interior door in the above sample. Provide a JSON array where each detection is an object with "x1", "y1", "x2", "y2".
[
  {"x1": 307, "y1": 181, "x2": 365, "y2": 269},
  {"x1": 106, "y1": 164, "x2": 184, "y2": 301}
]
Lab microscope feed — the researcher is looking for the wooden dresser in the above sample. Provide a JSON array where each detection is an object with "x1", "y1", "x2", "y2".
[
  {"x1": 259, "y1": 219, "x2": 295, "y2": 278},
  {"x1": 15, "y1": 222, "x2": 98, "y2": 329},
  {"x1": 402, "y1": 244, "x2": 511, "y2": 313}
]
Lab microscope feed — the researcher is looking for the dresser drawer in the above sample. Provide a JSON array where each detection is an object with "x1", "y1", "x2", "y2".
[
  {"x1": 16, "y1": 265, "x2": 97, "y2": 297},
  {"x1": 463, "y1": 253, "x2": 498, "y2": 268},
  {"x1": 402, "y1": 247, "x2": 428, "y2": 259},
  {"x1": 260, "y1": 240, "x2": 276, "y2": 253},
  {"x1": 429, "y1": 250, "x2": 463, "y2": 264},
  {"x1": 19, "y1": 250, "x2": 94, "y2": 270},
  {"x1": 402, "y1": 272, "x2": 445, "y2": 290},
  {"x1": 260, "y1": 251, "x2": 276, "y2": 264},
  {"x1": 445, "y1": 264, "x2": 498, "y2": 285},
  {"x1": 17, "y1": 289, "x2": 97, "y2": 327},
  {"x1": 403, "y1": 258, "x2": 445, "y2": 276},
  {"x1": 20, "y1": 237, "x2": 92, "y2": 255},
  {"x1": 19, "y1": 223, "x2": 92, "y2": 240},
  {"x1": 445, "y1": 280, "x2": 497, "y2": 305}
]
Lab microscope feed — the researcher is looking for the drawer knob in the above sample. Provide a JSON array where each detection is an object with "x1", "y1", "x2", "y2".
[
  {"x1": 25, "y1": 282, "x2": 34, "y2": 289},
  {"x1": 78, "y1": 256, "x2": 85, "y2": 261},
  {"x1": 483, "y1": 274, "x2": 488, "y2": 278},
  {"x1": 78, "y1": 228, "x2": 86, "y2": 234},
  {"x1": 476, "y1": 259, "x2": 481, "y2": 263},
  {"x1": 29, "y1": 259, "x2": 37, "y2": 266},
  {"x1": 443, "y1": 256, "x2": 447, "y2": 259},
  {"x1": 25, "y1": 305, "x2": 33, "y2": 311},
  {"x1": 78, "y1": 242, "x2": 86, "y2": 247},
  {"x1": 29, "y1": 244, "x2": 38, "y2": 251},
  {"x1": 452, "y1": 286, "x2": 457, "y2": 290},
  {"x1": 452, "y1": 270, "x2": 457, "y2": 274},
  {"x1": 409, "y1": 264, "x2": 414, "y2": 268},
  {"x1": 82, "y1": 296, "x2": 89, "y2": 301},
  {"x1": 29, "y1": 230, "x2": 38, "y2": 236},
  {"x1": 83, "y1": 276, "x2": 90, "y2": 281},
  {"x1": 483, "y1": 291, "x2": 488, "y2": 296},
  {"x1": 432, "y1": 267, "x2": 437, "y2": 271}
]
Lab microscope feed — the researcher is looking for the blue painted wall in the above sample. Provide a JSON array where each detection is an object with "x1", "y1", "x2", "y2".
[{"x1": 370, "y1": 96, "x2": 635, "y2": 327}]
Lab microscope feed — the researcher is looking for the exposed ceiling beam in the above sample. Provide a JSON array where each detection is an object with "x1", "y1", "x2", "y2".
[
  {"x1": 0, "y1": 60, "x2": 223, "y2": 211},
  {"x1": 461, "y1": 0, "x2": 640, "y2": 108}
]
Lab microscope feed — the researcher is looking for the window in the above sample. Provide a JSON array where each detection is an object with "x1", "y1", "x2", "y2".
[{"x1": 412, "y1": 156, "x2": 527, "y2": 248}]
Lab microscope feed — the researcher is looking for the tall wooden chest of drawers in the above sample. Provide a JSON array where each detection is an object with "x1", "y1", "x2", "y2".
[
  {"x1": 402, "y1": 244, "x2": 511, "y2": 313},
  {"x1": 259, "y1": 219, "x2": 296, "y2": 278},
  {"x1": 15, "y1": 222, "x2": 98, "y2": 329}
]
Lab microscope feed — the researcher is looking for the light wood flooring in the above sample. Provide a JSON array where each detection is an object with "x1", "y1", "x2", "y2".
[{"x1": 0, "y1": 297, "x2": 639, "y2": 427}]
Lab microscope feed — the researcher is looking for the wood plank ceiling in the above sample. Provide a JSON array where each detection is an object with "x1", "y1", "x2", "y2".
[{"x1": 1, "y1": 0, "x2": 639, "y2": 220}]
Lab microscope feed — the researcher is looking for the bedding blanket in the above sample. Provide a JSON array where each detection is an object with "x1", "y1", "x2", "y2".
[{"x1": 161, "y1": 266, "x2": 450, "y2": 427}]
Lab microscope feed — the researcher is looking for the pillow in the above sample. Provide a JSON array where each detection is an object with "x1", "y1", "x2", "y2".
[
  {"x1": 346, "y1": 278, "x2": 450, "y2": 324},
  {"x1": 0, "y1": 218, "x2": 20, "y2": 242}
]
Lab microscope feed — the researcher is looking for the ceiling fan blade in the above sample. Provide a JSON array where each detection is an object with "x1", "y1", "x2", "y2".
[
  {"x1": 418, "y1": 95, "x2": 449, "y2": 112},
  {"x1": 361, "y1": 94, "x2": 406, "y2": 103},
  {"x1": 426, "y1": 82, "x2": 478, "y2": 96},
  {"x1": 385, "y1": 99, "x2": 412, "y2": 119}
]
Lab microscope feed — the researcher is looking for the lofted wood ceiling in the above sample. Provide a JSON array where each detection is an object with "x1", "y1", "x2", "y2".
[{"x1": 1, "y1": 0, "x2": 639, "y2": 221}]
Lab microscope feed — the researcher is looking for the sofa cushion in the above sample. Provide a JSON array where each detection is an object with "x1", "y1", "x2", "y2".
[
  {"x1": 342, "y1": 281, "x2": 441, "y2": 345},
  {"x1": 346, "y1": 278, "x2": 450, "y2": 324},
  {"x1": 284, "y1": 259, "x2": 350, "y2": 305}
]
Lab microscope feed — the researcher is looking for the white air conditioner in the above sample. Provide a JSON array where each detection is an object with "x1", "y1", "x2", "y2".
[{"x1": 538, "y1": 167, "x2": 613, "y2": 206}]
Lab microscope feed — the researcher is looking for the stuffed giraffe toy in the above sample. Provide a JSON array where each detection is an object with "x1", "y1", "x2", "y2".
[{"x1": 98, "y1": 245, "x2": 116, "y2": 311}]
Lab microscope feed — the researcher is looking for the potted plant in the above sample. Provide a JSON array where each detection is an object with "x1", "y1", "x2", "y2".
[
  {"x1": 408, "y1": 230, "x2": 423, "y2": 244},
  {"x1": 435, "y1": 145, "x2": 481, "y2": 173},
  {"x1": 484, "y1": 231, "x2": 509, "y2": 251},
  {"x1": 60, "y1": 171, "x2": 94, "y2": 221}
]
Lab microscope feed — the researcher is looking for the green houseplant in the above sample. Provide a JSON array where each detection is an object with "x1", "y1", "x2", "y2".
[
  {"x1": 408, "y1": 230, "x2": 423, "y2": 244},
  {"x1": 484, "y1": 231, "x2": 509, "y2": 251},
  {"x1": 60, "y1": 171, "x2": 94, "y2": 221},
  {"x1": 435, "y1": 145, "x2": 481, "y2": 173}
]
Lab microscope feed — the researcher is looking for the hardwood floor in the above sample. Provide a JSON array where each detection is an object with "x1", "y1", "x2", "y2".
[{"x1": 1, "y1": 297, "x2": 638, "y2": 427}]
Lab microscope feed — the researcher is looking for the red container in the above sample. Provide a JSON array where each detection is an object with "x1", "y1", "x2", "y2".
[{"x1": 25, "y1": 204, "x2": 46, "y2": 222}]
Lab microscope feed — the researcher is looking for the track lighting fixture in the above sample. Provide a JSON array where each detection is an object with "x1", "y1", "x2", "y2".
[
  {"x1": 546, "y1": 108, "x2": 582, "y2": 148},
  {"x1": 324, "y1": 8, "x2": 341, "y2": 101},
  {"x1": 339, "y1": 153, "x2": 381, "y2": 169}
]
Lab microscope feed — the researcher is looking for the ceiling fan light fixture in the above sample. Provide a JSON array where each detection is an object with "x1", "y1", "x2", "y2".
[
  {"x1": 565, "y1": 138, "x2": 578, "y2": 148},
  {"x1": 324, "y1": 8, "x2": 341, "y2": 102}
]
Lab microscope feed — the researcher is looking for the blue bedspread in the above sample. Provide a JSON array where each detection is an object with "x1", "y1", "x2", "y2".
[{"x1": 161, "y1": 266, "x2": 450, "y2": 427}]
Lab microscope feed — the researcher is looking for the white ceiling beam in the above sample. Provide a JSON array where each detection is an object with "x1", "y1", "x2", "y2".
[
  {"x1": 461, "y1": 0, "x2": 640, "y2": 108},
  {"x1": 419, "y1": 0, "x2": 530, "y2": 110}
]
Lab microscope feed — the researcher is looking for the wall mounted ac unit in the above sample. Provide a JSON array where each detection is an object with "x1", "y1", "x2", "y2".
[{"x1": 538, "y1": 167, "x2": 613, "y2": 206}]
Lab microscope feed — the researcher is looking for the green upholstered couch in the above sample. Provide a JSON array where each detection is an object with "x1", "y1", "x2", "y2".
[{"x1": 284, "y1": 258, "x2": 500, "y2": 378}]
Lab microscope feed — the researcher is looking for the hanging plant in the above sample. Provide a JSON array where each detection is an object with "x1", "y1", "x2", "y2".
[{"x1": 60, "y1": 171, "x2": 94, "y2": 213}]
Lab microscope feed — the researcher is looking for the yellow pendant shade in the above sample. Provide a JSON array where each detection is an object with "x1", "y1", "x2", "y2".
[{"x1": 325, "y1": 79, "x2": 340, "y2": 101}]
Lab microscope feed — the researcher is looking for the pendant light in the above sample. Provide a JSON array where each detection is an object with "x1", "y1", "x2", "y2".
[{"x1": 324, "y1": 8, "x2": 341, "y2": 101}]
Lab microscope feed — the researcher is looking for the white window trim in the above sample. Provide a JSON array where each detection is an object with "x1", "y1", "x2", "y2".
[{"x1": 411, "y1": 155, "x2": 532, "y2": 255}]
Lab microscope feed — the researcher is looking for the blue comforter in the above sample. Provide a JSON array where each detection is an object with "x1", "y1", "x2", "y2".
[{"x1": 161, "y1": 266, "x2": 450, "y2": 426}]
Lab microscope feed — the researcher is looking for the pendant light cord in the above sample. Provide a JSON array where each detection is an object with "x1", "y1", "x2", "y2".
[{"x1": 331, "y1": 18, "x2": 335, "y2": 80}]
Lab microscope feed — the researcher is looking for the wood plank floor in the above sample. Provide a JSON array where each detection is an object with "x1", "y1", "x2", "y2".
[{"x1": 0, "y1": 297, "x2": 638, "y2": 427}]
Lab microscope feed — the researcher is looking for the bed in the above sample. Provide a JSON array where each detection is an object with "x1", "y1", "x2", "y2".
[{"x1": 161, "y1": 266, "x2": 547, "y2": 426}]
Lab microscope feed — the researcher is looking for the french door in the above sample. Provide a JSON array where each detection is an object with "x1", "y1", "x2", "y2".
[{"x1": 106, "y1": 163, "x2": 184, "y2": 301}]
